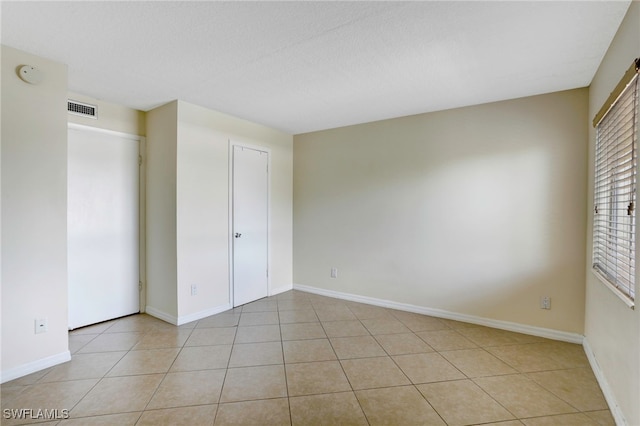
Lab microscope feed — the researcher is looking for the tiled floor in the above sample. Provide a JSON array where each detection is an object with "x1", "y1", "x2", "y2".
[{"x1": 1, "y1": 290, "x2": 614, "y2": 425}]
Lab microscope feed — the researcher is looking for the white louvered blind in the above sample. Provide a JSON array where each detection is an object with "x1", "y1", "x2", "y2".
[{"x1": 593, "y1": 73, "x2": 638, "y2": 302}]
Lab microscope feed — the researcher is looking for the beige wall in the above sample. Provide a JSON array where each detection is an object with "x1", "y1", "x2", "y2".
[
  {"x1": 146, "y1": 100, "x2": 293, "y2": 323},
  {"x1": 146, "y1": 101, "x2": 179, "y2": 318},
  {"x1": 585, "y1": 2, "x2": 640, "y2": 425},
  {"x1": 67, "y1": 92, "x2": 146, "y2": 136},
  {"x1": 1, "y1": 46, "x2": 70, "y2": 381},
  {"x1": 294, "y1": 88, "x2": 588, "y2": 334}
]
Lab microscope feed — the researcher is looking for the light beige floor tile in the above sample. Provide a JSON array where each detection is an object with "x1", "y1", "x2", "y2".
[
  {"x1": 442, "y1": 348, "x2": 517, "y2": 377},
  {"x1": 241, "y1": 299, "x2": 278, "y2": 313},
  {"x1": 105, "y1": 315, "x2": 171, "y2": 333},
  {"x1": 137, "y1": 405, "x2": 217, "y2": 426},
  {"x1": 361, "y1": 318, "x2": 411, "y2": 335},
  {"x1": 322, "y1": 320, "x2": 370, "y2": 338},
  {"x1": 356, "y1": 385, "x2": 445, "y2": 426},
  {"x1": 527, "y1": 368, "x2": 608, "y2": 411},
  {"x1": 457, "y1": 326, "x2": 540, "y2": 347},
  {"x1": 330, "y1": 336, "x2": 386, "y2": 359},
  {"x1": 184, "y1": 327, "x2": 236, "y2": 346},
  {"x1": 276, "y1": 290, "x2": 310, "y2": 301},
  {"x1": 69, "y1": 321, "x2": 115, "y2": 335},
  {"x1": 219, "y1": 365, "x2": 287, "y2": 403},
  {"x1": 2, "y1": 368, "x2": 54, "y2": 387},
  {"x1": 147, "y1": 369, "x2": 226, "y2": 409},
  {"x1": 39, "y1": 352, "x2": 126, "y2": 382},
  {"x1": 0, "y1": 385, "x2": 27, "y2": 408},
  {"x1": 475, "y1": 374, "x2": 578, "y2": 418},
  {"x1": 57, "y1": 412, "x2": 141, "y2": 425},
  {"x1": 170, "y1": 345, "x2": 232, "y2": 372},
  {"x1": 538, "y1": 341, "x2": 590, "y2": 369},
  {"x1": 286, "y1": 361, "x2": 351, "y2": 396},
  {"x1": 281, "y1": 322, "x2": 326, "y2": 340},
  {"x1": 283, "y1": 339, "x2": 336, "y2": 363},
  {"x1": 391, "y1": 312, "x2": 450, "y2": 332},
  {"x1": 5, "y1": 293, "x2": 615, "y2": 426},
  {"x1": 521, "y1": 412, "x2": 600, "y2": 426},
  {"x1": 315, "y1": 307, "x2": 358, "y2": 322},
  {"x1": 491, "y1": 342, "x2": 589, "y2": 371},
  {"x1": 234, "y1": 324, "x2": 281, "y2": 343},
  {"x1": 68, "y1": 334, "x2": 99, "y2": 354},
  {"x1": 196, "y1": 313, "x2": 240, "y2": 328},
  {"x1": 106, "y1": 348, "x2": 180, "y2": 376},
  {"x1": 228, "y1": 341, "x2": 283, "y2": 367},
  {"x1": 439, "y1": 319, "x2": 480, "y2": 329},
  {"x1": 290, "y1": 391, "x2": 368, "y2": 426},
  {"x1": 2, "y1": 379, "x2": 98, "y2": 425},
  {"x1": 375, "y1": 333, "x2": 433, "y2": 355},
  {"x1": 393, "y1": 352, "x2": 465, "y2": 384},
  {"x1": 77, "y1": 332, "x2": 144, "y2": 353},
  {"x1": 417, "y1": 379, "x2": 515, "y2": 426},
  {"x1": 71, "y1": 374, "x2": 163, "y2": 417},
  {"x1": 132, "y1": 329, "x2": 192, "y2": 350},
  {"x1": 341, "y1": 356, "x2": 410, "y2": 390},
  {"x1": 214, "y1": 398, "x2": 290, "y2": 425},
  {"x1": 238, "y1": 311, "x2": 280, "y2": 326},
  {"x1": 277, "y1": 299, "x2": 313, "y2": 312},
  {"x1": 278, "y1": 309, "x2": 319, "y2": 324},
  {"x1": 311, "y1": 299, "x2": 349, "y2": 309},
  {"x1": 416, "y1": 329, "x2": 478, "y2": 351},
  {"x1": 486, "y1": 343, "x2": 569, "y2": 372},
  {"x1": 585, "y1": 410, "x2": 616, "y2": 426},
  {"x1": 347, "y1": 305, "x2": 393, "y2": 320}
]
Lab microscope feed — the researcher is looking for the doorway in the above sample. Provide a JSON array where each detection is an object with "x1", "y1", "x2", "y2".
[
  {"x1": 67, "y1": 124, "x2": 141, "y2": 329},
  {"x1": 231, "y1": 144, "x2": 269, "y2": 307}
]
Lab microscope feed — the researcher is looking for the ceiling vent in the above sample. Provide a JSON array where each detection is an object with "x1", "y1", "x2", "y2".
[{"x1": 67, "y1": 100, "x2": 97, "y2": 119}]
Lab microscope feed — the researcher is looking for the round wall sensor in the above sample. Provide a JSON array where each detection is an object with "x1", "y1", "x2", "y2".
[{"x1": 18, "y1": 65, "x2": 43, "y2": 85}]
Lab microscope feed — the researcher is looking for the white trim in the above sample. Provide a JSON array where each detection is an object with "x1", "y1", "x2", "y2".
[
  {"x1": 145, "y1": 304, "x2": 232, "y2": 326},
  {"x1": 66, "y1": 123, "x2": 148, "y2": 321},
  {"x1": 176, "y1": 304, "x2": 232, "y2": 326},
  {"x1": 228, "y1": 140, "x2": 272, "y2": 306},
  {"x1": 68, "y1": 123, "x2": 143, "y2": 142},
  {"x1": 1, "y1": 351, "x2": 71, "y2": 384},
  {"x1": 591, "y1": 268, "x2": 635, "y2": 309},
  {"x1": 293, "y1": 284, "x2": 584, "y2": 344},
  {"x1": 144, "y1": 306, "x2": 178, "y2": 325},
  {"x1": 583, "y1": 338, "x2": 628, "y2": 426}
]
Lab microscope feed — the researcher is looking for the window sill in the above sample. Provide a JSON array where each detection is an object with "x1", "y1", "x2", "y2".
[{"x1": 591, "y1": 269, "x2": 635, "y2": 310}]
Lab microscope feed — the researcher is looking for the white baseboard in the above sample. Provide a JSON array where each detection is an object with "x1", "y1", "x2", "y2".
[
  {"x1": 583, "y1": 338, "x2": 627, "y2": 426},
  {"x1": 293, "y1": 283, "x2": 584, "y2": 344},
  {"x1": 1, "y1": 351, "x2": 71, "y2": 384},
  {"x1": 146, "y1": 304, "x2": 232, "y2": 326},
  {"x1": 144, "y1": 306, "x2": 179, "y2": 325},
  {"x1": 177, "y1": 304, "x2": 232, "y2": 326}
]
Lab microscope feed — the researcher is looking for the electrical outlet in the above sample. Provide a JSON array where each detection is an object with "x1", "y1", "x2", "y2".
[
  {"x1": 35, "y1": 318, "x2": 48, "y2": 334},
  {"x1": 191, "y1": 284, "x2": 198, "y2": 296},
  {"x1": 331, "y1": 267, "x2": 338, "y2": 279},
  {"x1": 540, "y1": 296, "x2": 551, "y2": 310}
]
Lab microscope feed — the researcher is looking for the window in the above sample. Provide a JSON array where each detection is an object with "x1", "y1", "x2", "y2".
[{"x1": 592, "y1": 59, "x2": 639, "y2": 304}]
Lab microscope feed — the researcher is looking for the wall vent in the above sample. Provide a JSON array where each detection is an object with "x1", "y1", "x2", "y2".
[{"x1": 68, "y1": 100, "x2": 97, "y2": 119}]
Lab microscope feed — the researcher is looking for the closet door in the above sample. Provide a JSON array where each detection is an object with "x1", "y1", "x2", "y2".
[
  {"x1": 232, "y1": 145, "x2": 268, "y2": 306},
  {"x1": 68, "y1": 126, "x2": 140, "y2": 329}
]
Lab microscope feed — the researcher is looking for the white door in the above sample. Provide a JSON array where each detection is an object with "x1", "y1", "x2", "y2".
[
  {"x1": 233, "y1": 146, "x2": 268, "y2": 307},
  {"x1": 68, "y1": 126, "x2": 140, "y2": 329}
]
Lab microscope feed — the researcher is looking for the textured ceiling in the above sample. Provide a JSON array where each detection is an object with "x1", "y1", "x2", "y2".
[{"x1": 1, "y1": 1, "x2": 631, "y2": 134}]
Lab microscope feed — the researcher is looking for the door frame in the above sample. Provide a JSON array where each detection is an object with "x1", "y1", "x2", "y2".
[
  {"x1": 67, "y1": 123, "x2": 147, "y2": 316},
  {"x1": 228, "y1": 140, "x2": 272, "y2": 307}
]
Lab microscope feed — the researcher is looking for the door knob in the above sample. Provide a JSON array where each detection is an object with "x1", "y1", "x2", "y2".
[{"x1": 235, "y1": 233, "x2": 242, "y2": 238}]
